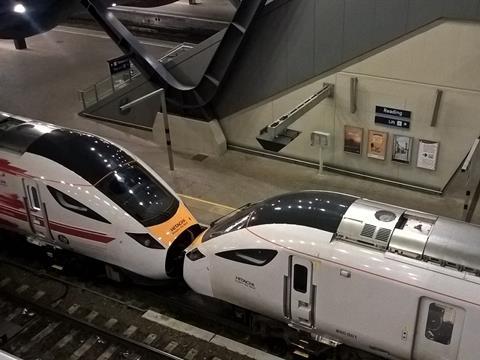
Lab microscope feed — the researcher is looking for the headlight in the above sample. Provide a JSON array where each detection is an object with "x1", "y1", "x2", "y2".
[
  {"x1": 186, "y1": 248, "x2": 205, "y2": 261},
  {"x1": 126, "y1": 233, "x2": 164, "y2": 249}
]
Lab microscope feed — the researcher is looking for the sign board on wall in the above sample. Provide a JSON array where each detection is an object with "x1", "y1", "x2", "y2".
[
  {"x1": 392, "y1": 135, "x2": 413, "y2": 164},
  {"x1": 344, "y1": 126, "x2": 363, "y2": 154},
  {"x1": 417, "y1": 140, "x2": 440, "y2": 170},
  {"x1": 367, "y1": 130, "x2": 388, "y2": 160},
  {"x1": 108, "y1": 55, "x2": 131, "y2": 75},
  {"x1": 375, "y1": 106, "x2": 411, "y2": 129}
]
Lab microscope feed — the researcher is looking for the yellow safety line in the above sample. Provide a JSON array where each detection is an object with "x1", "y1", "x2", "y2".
[{"x1": 178, "y1": 194, "x2": 236, "y2": 211}]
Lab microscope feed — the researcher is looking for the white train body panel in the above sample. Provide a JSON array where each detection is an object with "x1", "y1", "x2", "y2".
[
  {"x1": 0, "y1": 112, "x2": 200, "y2": 280},
  {"x1": 184, "y1": 191, "x2": 480, "y2": 359}
]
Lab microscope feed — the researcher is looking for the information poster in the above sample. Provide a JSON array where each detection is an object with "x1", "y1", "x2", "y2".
[
  {"x1": 417, "y1": 140, "x2": 440, "y2": 170},
  {"x1": 367, "y1": 130, "x2": 388, "y2": 160},
  {"x1": 344, "y1": 126, "x2": 363, "y2": 154},
  {"x1": 392, "y1": 135, "x2": 413, "y2": 164}
]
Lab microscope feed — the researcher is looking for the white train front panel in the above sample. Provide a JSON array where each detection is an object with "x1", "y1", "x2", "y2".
[
  {"x1": 184, "y1": 191, "x2": 480, "y2": 359},
  {"x1": 0, "y1": 112, "x2": 200, "y2": 280}
]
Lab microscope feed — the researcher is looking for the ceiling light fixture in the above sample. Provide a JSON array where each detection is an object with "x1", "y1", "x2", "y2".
[{"x1": 13, "y1": 3, "x2": 26, "y2": 13}]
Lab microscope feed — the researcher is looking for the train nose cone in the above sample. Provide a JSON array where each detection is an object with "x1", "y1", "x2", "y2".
[{"x1": 183, "y1": 248, "x2": 213, "y2": 297}]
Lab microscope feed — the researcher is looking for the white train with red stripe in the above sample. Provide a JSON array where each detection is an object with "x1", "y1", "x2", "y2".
[
  {"x1": 0, "y1": 112, "x2": 201, "y2": 280},
  {"x1": 184, "y1": 191, "x2": 480, "y2": 359}
]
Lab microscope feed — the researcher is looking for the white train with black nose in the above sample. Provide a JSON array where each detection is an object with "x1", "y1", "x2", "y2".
[
  {"x1": 0, "y1": 112, "x2": 201, "y2": 280},
  {"x1": 184, "y1": 190, "x2": 480, "y2": 359}
]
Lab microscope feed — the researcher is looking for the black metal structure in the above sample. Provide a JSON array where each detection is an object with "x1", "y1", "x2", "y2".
[{"x1": 81, "y1": 0, "x2": 267, "y2": 119}]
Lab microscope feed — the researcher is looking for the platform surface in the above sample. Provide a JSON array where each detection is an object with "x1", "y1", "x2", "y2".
[
  {"x1": 113, "y1": 0, "x2": 235, "y2": 22},
  {"x1": 0, "y1": 26, "x2": 478, "y2": 225}
]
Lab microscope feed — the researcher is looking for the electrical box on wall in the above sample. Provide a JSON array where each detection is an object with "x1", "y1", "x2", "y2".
[{"x1": 311, "y1": 131, "x2": 330, "y2": 147}]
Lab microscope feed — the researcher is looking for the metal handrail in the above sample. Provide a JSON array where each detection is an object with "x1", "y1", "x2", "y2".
[
  {"x1": 159, "y1": 43, "x2": 194, "y2": 63},
  {"x1": 78, "y1": 42, "x2": 194, "y2": 110}
]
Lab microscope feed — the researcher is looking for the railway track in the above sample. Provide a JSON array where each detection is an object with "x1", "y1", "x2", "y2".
[
  {"x1": 0, "y1": 289, "x2": 180, "y2": 360},
  {"x1": 0, "y1": 253, "x2": 280, "y2": 360},
  {"x1": 0, "y1": 237, "x2": 381, "y2": 360}
]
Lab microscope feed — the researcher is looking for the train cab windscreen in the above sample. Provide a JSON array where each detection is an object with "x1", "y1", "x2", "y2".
[
  {"x1": 203, "y1": 206, "x2": 254, "y2": 242},
  {"x1": 96, "y1": 163, "x2": 179, "y2": 227},
  {"x1": 203, "y1": 191, "x2": 357, "y2": 242}
]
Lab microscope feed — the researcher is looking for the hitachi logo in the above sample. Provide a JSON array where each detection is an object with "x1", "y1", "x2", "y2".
[
  {"x1": 170, "y1": 218, "x2": 187, "y2": 233},
  {"x1": 235, "y1": 276, "x2": 255, "y2": 290}
]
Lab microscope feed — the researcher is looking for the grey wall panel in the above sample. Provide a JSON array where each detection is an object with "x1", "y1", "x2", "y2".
[
  {"x1": 285, "y1": 0, "x2": 315, "y2": 86},
  {"x1": 443, "y1": 0, "x2": 478, "y2": 19},
  {"x1": 314, "y1": 0, "x2": 345, "y2": 74},
  {"x1": 406, "y1": 0, "x2": 444, "y2": 31},
  {"x1": 260, "y1": 13, "x2": 289, "y2": 97},
  {"x1": 84, "y1": 79, "x2": 158, "y2": 129},
  {"x1": 343, "y1": 0, "x2": 376, "y2": 60},
  {"x1": 167, "y1": 30, "x2": 225, "y2": 86},
  {"x1": 374, "y1": 0, "x2": 408, "y2": 45},
  {"x1": 167, "y1": 42, "x2": 221, "y2": 86},
  {"x1": 207, "y1": 0, "x2": 479, "y2": 117},
  {"x1": 215, "y1": 6, "x2": 289, "y2": 116}
]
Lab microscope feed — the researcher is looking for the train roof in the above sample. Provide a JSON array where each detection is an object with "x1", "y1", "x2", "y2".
[
  {"x1": 0, "y1": 113, "x2": 57, "y2": 154},
  {"x1": 248, "y1": 191, "x2": 357, "y2": 233},
  {"x1": 0, "y1": 113, "x2": 134, "y2": 184},
  {"x1": 204, "y1": 191, "x2": 358, "y2": 241},
  {"x1": 337, "y1": 198, "x2": 480, "y2": 275},
  {"x1": 206, "y1": 190, "x2": 480, "y2": 277}
]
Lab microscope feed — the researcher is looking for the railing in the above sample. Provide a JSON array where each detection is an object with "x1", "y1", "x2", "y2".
[
  {"x1": 159, "y1": 43, "x2": 194, "y2": 63},
  {"x1": 78, "y1": 43, "x2": 194, "y2": 110},
  {"x1": 79, "y1": 68, "x2": 136, "y2": 109}
]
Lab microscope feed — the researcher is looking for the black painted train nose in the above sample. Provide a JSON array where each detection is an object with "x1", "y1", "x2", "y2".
[{"x1": 165, "y1": 224, "x2": 202, "y2": 278}]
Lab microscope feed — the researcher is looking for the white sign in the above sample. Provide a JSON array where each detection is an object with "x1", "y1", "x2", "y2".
[{"x1": 417, "y1": 140, "x2": 439, "y2": 171}]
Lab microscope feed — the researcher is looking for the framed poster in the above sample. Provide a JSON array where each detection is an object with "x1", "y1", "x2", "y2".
[
  {"x1": 344, "y1": 126, "x2": 363, "y2": 154},
  {"x1": 392, "y1": 135, "x2": 413, "y2": 164},
  {"x1": 367, "y1": 130, "x2": 388, "y2": 160},
  {"x1": 417, "y1": 140, "x2": 440, "y2": 170}
]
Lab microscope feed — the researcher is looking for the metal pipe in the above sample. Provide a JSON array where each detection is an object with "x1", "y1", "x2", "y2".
[
  {"x1": 461, "y1": 138, "x2": 479, "y2": 172},
  {"x1": 160, "y1": 93, "x2": 174, "y2": 171},
  {"x1": 80, "y1": 91, "x2": 87, "y2": 110},
  {"x1": 119, "y1": 88, "x2": 174, "y2": 171},
  {"x1": 111, "y1": 76, "x2": 115, "y2": 93},
  {"x1": 228, "y1": 144, "x2": 443, "y2": 195},
  {"x1": 119, "y1": 88, "x2": 164, "y2": 111},
  {"x1": 350, "y1": 77, "x2": 358, "y2": 114},
  {"x1": 430, "y1": 89, "x2": 443, "y2": 127},
  {"x1": 465, "y1": 183, "x2": 480, "y2": 223}
]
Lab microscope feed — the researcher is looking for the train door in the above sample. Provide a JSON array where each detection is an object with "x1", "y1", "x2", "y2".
[
  {"x1": 289, "y1": 256, "x2": 315, "y2": 327},
  {"x1": 23, "y1": 179, "x2": 52, "y2": 242},
  {"x1": 412, "y1": 298, "x2": 465, "y2": 360}
]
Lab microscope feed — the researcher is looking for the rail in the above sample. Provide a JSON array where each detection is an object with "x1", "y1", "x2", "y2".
[
  {"x1": 0, "y1": 255, "x2": 264, "y2": 359},
  {"x1": 228, "y1": 143, "x2": 443, "y2": 195},
  {"x1": 0, "y1": 289, "x2": 182, "y2": 360},
  {"x1": 81, "y1": 0, "x2": 268, "y2": 117},
  {"x1": 78, "y1": 43, "x2": 194, "y2": 110},
  {"x1": 462, "y1": 137, "x2": 480, "y2": 222}
]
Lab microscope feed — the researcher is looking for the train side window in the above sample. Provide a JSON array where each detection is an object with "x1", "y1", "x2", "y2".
[
  {"x1": 216, "y1": 249, "x2": 277, "y2": 266},
  {"x1": 425, "y1": 303, "x2": 455, "y2": 345},
  {"x1": 28, "y1": 187, "x2": 41, "y2": 210},
  {"x1": 293, "y1": 264, "x2": 308, "y2": 293},
  {"x1": 47, "y1": 186, "x2": 110, "y2": 224}
]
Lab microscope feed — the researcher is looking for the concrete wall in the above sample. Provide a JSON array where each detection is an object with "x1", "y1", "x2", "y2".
[
  {"x1": 214, "y1": 0, "x2": 480, "y2": 118},
  {"x1": 221, "y1": 20, "x2": 480, "y2": 191}
]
